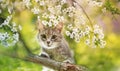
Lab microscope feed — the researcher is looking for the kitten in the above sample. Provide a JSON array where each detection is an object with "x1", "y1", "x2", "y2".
[{"x1": 37, "y1": 22, "x2": 74, "y2": 71}]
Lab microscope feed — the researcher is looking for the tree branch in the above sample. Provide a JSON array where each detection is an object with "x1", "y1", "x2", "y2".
[
  {"x1": 26, "y1": 54, "x2": 88, "y2": 71},
  {"x1": 0, "y1": 51, "x2": 88, "y2": 71},
  {"x1": 67, "y1": 0, "x2": 94, "y2": 30}
]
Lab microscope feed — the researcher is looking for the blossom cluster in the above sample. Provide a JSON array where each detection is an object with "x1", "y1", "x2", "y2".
[
  {"x1": 63, "y1": 6, "x2": 75, "y2": 17},
  {"x1": 66, "y1": 24, "x2": 106, "y2": 48},
  {"x1": 87, "y1": 0, "x2": 103, "y2": 7},
  {"x1": 23, "y1": 0, "x2": 31, "y2": 9},
  {"x1": 92, "y1": 25, "x2": 106, "y2": 48},
  {"x1": 30, "y1": 0, "x2": 75, "y2": 27},
  {"x1": 31, "y1": 7, "x2": 40, "y2": 14},
  {"x1": 0, "y1": 0, "x2": 106, "y2": 48},
  {"x1": 0, "y1": 15, "x2": 22, "y2": 47},
  {"x1": 41, "y1": 14, "x2": 64, "y2": 27},
  {"x1": 0, "y1": 0, "x2": 14, "y2": 14},
  {"x1": 0, "y1": 15, "x2": 12, "y2": 27},
  {"x1": 66, "y1": 24, "x2": 86, "y2": 42}
]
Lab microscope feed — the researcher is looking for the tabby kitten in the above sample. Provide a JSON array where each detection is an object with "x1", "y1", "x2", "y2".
[{"x1": 37, "y1": 22, "x2": 74, "y2": 71}]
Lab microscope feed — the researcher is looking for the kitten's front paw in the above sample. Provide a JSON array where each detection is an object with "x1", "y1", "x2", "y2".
[
  {"x1": 39, "y1": 52, "x2": 50, "y2": 58},
  {"x1": 63, "y1": 58, "x2": 75, "y2": 64},
  {"x1": 40, "y1": 54, "x2": 49, "y2": 58},
  {"x1": 63, "y1": 59, "x2": 72, "y2": 63}
]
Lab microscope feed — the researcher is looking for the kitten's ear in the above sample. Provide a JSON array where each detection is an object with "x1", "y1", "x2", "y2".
[
  {"x1": 37, "y1": 21, "x2": 45, "y2": 31},
  {"x1": 55, "y1": 22, "x2": 63, "y2": 33}
]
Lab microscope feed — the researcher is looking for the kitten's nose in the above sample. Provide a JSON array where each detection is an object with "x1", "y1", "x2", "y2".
[{"x1": 47, "y1": 41, "x2": 50, "y2": 44}]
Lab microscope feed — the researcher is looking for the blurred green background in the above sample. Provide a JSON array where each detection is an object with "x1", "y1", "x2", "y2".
[{"x1": 0, "y1": 0, "x2": 120, "y2": 71}]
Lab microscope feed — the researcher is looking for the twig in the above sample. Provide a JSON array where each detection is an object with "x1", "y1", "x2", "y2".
[{"x1": 68, "y1": 0, "x2": 94, "y2": 29}]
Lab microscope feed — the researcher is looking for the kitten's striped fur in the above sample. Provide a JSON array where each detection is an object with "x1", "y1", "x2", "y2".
[{"x1": 37, "y1": 22, "x2": 74, "y2": 71}]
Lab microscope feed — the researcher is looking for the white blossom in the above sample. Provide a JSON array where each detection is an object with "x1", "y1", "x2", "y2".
[
  {"x1": 31, "y1": 7, "x2": 40, "y2": 14},
  {"x1": 85, "y1": 26, "x2": 91, "y2": 35},
  {"x1": 63, "y1": 6, "x2": 75, "y2": 16},
  {"x1": 18, "y1": 25, "x2": 22, "y2": 30},
  {"x1": 75, "y1": 38, "x2": 80, "y2": 43},
  {"x1": 53, "y1": 20, "x2": 59, "y2": 26},
  {"x1": 94, "y1": 24, "x2": 99, "y2": 29},
  {"x1": 100, "y1": 40, "x2": 106, "y2": 48},
  {"x1": 88, "y1": 0, "x2": 103, "y2": 7},
  {"x1": 13, "y1": 22, "x2": 16, "y2": 26},
  {"x1": 70, "y1": 33, "x2": 74, "y2": 39},
  {"x1": 42, "y1": 20, "x2": 48, "y2": 26},
  {"x1": 48, "y1": 7, "x2": 55, "y2": 14},
  {"x1": 80, "y1": 31, "x2": 85, "y2": 37},
  {"x1": 0, "y1": 32, "x2": 9, "y2": 41},
  {"x1": 98, "y1": 33, "x2": 104, "y2": 39},
  {"x1": 68, "y1": 12, "x2": 74, "y2": 17},
  {"x1": 96, "y1": 2, "x2": 103, "y2": 7},
  {"x1": 85, "y1": 39, "x2": 90, "y2": 45},
  {"x1": 11, "y1": 27, "x2": 17, "y2": 32},
  {"x1": 75, "y1": 33, "x2": 80, "y2": 40},
  {"x1": 66, "y1": 31, "x2": 71, "y2": 36},
  {"x1": 37, "y1": 16, "x2": 40, "y2": 20},
  {"x1": 102, "y1": 8, "x2": 107, "y2": 13},
  {"x1": 13, "y1": 33, "x2": 19, "y2": 42},
  {"x1": 48, "y1": 21, "x2": 52, "y2": 27},
  {"x1": 8, "y1": 5, "x2": 13, "y2": 14},
  {"x1": 39, "y1": 1, "x2": 45, "y2": 6},
  {"x1": 23, "y1": 0, "x2": 31, "y2": 9},
  {"x1": 73, "y1": 28, "x2": 79, "y2": 33},
  {"x1": 60, "y1": 0, "x2": 67, "y2": 5},
  {"x1": 55, "y1": 5, "x2": 62, "y2": 14},
  {"x1": 49, "y1": 14, "x2": 56, "y2": 19},
  {"x1": 67, "y1": 24, "x2": 73, "y2": 30},
  {"x1": 57, "y1": 16, "x2": 64, "y2": 22},
  {"x1": 93, "y1": 25, "x2": 103, "y2": 34},
  {"x1": 42, "y1": 13, "x2": 49, "y2": 18}
]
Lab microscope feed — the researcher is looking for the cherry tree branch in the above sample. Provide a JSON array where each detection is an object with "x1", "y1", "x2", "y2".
[
  {"x1": 67, "y1": 0, "x2": 94, "y2": 29},
  {"x1": 75, "y1": 1, "x2": 93, "y2": 29},
  {"x1": 0, "y1": 51, "x2": 88, "y2": 71}
]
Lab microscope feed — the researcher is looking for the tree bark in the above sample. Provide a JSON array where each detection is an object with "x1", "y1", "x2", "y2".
[
  {"x1": 23, "y1": 54, "x2": 88, "y2": 71},
  {"x1": 0, "y1": 51, "x2": 88, "y2": 71}
]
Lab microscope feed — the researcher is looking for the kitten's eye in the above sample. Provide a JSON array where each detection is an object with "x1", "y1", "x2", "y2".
[
  {"x1": 51, "y1": 35, "x2": 57, "y2": 40},
  {"x1": 41, "y1": 34, "x2": 46, "y2": 40}
]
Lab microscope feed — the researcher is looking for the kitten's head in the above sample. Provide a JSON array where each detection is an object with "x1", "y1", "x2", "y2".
[{"x1": 37, "y1": 22, "x2": 63, "y2": 49}]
